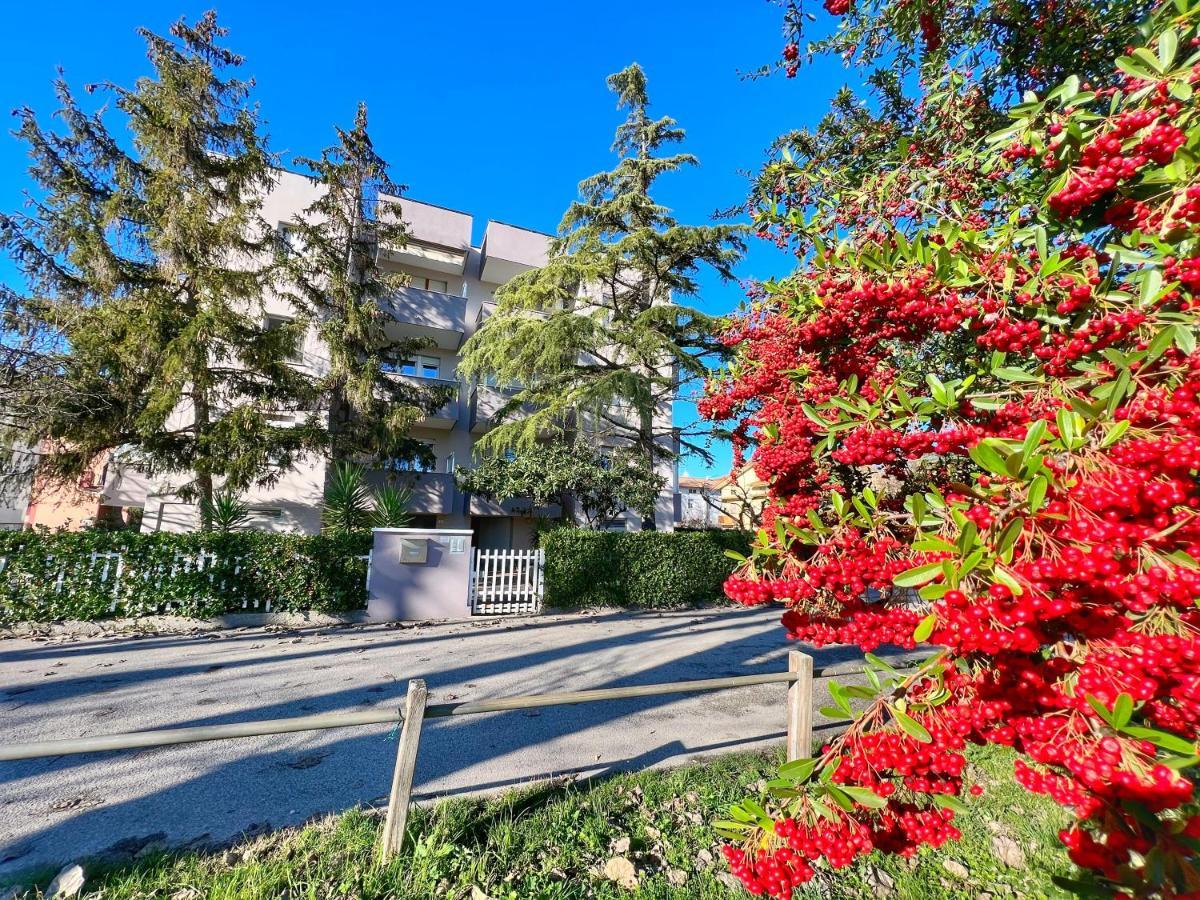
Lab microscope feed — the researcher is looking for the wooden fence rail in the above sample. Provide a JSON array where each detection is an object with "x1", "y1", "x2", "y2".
[{"x1": 0, "y1": 650, "x2": 854, "y2": 861}]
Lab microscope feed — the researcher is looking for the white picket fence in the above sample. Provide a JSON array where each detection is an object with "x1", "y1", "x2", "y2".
[{"x1": 469, "y1": 548, "x2": 544, "y2": 616}]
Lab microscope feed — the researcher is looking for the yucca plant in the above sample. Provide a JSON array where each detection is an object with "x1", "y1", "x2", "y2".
[
  {"x1": 322, "y1": 461, "x2": 372, "y2": 534},
  {"x1": 199, "y1": 489, "x2": 251, "y2": 533},
  {"x1": 369, "y1": 482, "x2": 414, "y2": 529}
]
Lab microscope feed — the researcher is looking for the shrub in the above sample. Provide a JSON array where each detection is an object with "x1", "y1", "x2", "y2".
[
  {"x1": 540, "y1": 529, "x2": 752, "y2": 608},
  {"x1": 0, "y1": 530, "x2": 372, "y2": 624},
  {"x1": 703, "y1": 7, "x2": 1200, "y2": 897}
]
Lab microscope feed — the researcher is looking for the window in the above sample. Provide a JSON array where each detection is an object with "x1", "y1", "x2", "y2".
[
  {"x1": 445, "y1": 452, "x2": 456, "y2": 474},
  {"x1": 385, "y1": 354, "x2": 441, "y2": 379},
  {"x1": 276, "y1": 223, "x2": 303, "y2": 256},
  {"x1": 410, "y1": 275, "x2": 450, "y2": 294},
  {"x1": 264, "y1": 314, "x2": 303, "y2": 362},
  {"x1": 386, "y1": 443, "x2": 437, "y2": 473},
  {"x1": 249, "y1": 507, "x2": 283, "y2": 521}
]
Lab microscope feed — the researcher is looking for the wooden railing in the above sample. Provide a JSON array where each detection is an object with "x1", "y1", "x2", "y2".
[{"x1": 0, "y1": 651, "x2": 830, "y2": 861}]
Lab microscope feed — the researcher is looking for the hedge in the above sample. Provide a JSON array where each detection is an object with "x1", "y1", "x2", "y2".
[
  {"x1": 540, "y1": 529, "x2": 752, "y2": 608},
  {"x1": 0, "y1": 530, "x2": 372, "y2": 624}
]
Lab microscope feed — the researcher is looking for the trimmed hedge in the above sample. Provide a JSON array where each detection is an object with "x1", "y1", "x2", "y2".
[
  {"x1": 0, "y1": 530, "x2": 372, "y2": 624},
  {"x1": 540, "y1": 529, "x2": 752, "y2": 608}
]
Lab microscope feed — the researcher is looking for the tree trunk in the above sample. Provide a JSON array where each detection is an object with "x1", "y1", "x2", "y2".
[
  {"x1": 193, "y1": 390, "x2": 214, "y2": 531},
  {"x1": 639, "y1": 407, "x2": 657, "y2": 532}
]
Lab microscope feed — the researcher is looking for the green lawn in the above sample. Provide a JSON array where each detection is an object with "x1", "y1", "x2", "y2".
[{"x1": 9, "y1": 745, "x2": 1075, "y2": 899}]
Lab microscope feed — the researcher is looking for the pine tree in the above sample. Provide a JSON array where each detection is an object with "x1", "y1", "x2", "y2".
[
  {"x1": 457, "y1": 63, "x2": 746, "y2": 527},
  {"x1": 284, "y1": 103, "x2": 449, "y2": 469},
  {"x1": 0, "y1": 13, "x2": 320, "y2": 528}
]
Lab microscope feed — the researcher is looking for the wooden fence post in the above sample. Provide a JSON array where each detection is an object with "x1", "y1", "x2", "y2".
[
  {"x1": 380, "y1": 678, "x2": 428, "y2": 861},
  {"x1": 786, "y1": 651, "x2": 814, "y2": 761}
]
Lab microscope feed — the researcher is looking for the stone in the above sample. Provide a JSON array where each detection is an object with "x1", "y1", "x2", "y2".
[
  {"x1": 612, "y1": 836, "x2": 631, "y2": 854},
  {"x1": 602, "y1": 856, "x2": 638, "y2": 890},
  {"x1": 942, "y1": 859, "x2": 970, "y2": 880},
  {"x1": 470, "y1": 888, "x2": 491, "y2": 900},
  {"x1": 695, "y1": 848, "x2": 714, "y2": 869},
  {"x1": 993, "y1": 834, "x2": 1027, "y2": 869},
  {"x1": 667, "y1": 868, "x2": 688, "y2": 886},
  {"x1": 46, "y1": 863, "x2": 85, "y2": 898},
  {"x1": 863, "y1": 864, "x2": 896, "y2": 896}
]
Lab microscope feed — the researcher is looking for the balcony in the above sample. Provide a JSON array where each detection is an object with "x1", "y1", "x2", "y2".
[
  {"x1": 468, "y1": 494, "x2": 562, "y2": 518},
  {"x1": 383, "y1": 285, "x2": 468, "y2": 350},
  {"x1": 367, "y1": 470, "x2": 460, "y2": 516},
  {"x1": 385, "y1": 374, "x2": 460, "y2": 429},
  {"x1": 479, "y1": 221, "x2": 550, "y2": 285},
  {"x1": 376, "y1": 196, "x2": 472, "y2": 275},
  {"x1": 469, "y1": 383, "x2": 533, "y2": 434}
]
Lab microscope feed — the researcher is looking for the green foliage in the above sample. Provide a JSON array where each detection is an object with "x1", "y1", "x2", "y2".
[
  {"x1": 0, "y1": 530, "x2": 371, "y2": 624},
  {"x1": 322, "y1": 461, "x2": 373, "y2": 534},
  {"x1": 0, "y1": 13, "x2": 324, "y2": 518},
  {"x1": 323, "y1": 461, "x2": 414, "y2": 533},
  {"x1": 458, "y1": 62, "x2": 746, "y2": 469},
  {"x1": 540, "y1": 529, "x2": 751, "y2": 608},
  {"x1": 26, "y1": 745, "x2": 1069, "y2": 899},
  {"x1": 456, "y1": 443, "x2": 663, "y2": 525},
  {"x1": 369, "y1": 482, "x2": 413, "y2": 529},
  {"x1": 198, "y1": 489, "x2": 251, "y2": 533},
  {"x1": 283, "y1": 103, "x2": 449, "y2": 465}
]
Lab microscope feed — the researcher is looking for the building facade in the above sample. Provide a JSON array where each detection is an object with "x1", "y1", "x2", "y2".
[
  {"x1": 716, "y1": 464, "x2": 769, "y2": 530},
  {"x1": 676, "y1": 476, "x2": 724, "y2": 529},
  {"x1": 138, "y1": 170, "x2": 679, "y2": 547}
]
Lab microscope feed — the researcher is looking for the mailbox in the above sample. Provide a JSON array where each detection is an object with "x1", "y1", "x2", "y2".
[{"x1": 399, "y1": 537, "x2": 428, "y2": 564}]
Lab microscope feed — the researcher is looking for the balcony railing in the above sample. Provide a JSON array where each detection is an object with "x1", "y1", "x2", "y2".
[
  {"x1": 366, "y1": 470, "x2": 460, "y2": 516},
  {"x1": 383, "y1": 285, "x2": 468, "y2": 350},
  {"x1": 383, "y1": 373, "x2": 461, "y2": 429},
  {"x1": 468, "y1": 383, "x2": 530, "y2": 434}
]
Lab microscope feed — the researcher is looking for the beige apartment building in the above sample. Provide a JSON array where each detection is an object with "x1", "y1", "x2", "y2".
[{"x1": 136, "y1": 169, "x2": 679, "y2": 548}]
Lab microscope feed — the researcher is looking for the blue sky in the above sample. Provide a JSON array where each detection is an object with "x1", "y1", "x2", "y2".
[{"x1": 0, "y1": 0, "x2": 856, "y2": 478}]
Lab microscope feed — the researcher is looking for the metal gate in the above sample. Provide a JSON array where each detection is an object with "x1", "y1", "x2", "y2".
[{"x1": 469, "y1": 548, "x2": 544, "y2": 615}]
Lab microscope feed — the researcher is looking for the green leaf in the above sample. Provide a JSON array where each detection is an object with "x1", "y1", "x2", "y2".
[
  {"x1": 993, "y1": 367, "x2": 1041, "y2": 383},
  {"x1": 968, "y1": 441, "x2": 1009, "y2": 476},
  {"x1": 932, "y1": 794, "x2": 970, "y2": 814},
  {"x1": 891, "y1": 706, "x2": 933, "y2": 743},
  {"x1": 1120, "y1": 725, "x2": 1198, "y2": 756},
  {"x1": 893, "y1": 562, "x2": 944, "y2": 588},
  {"x1": 913, "y1": 613, "x2": 938, "y2": 643},
  {"x1": 1159, "y1": 28, "x2": 1178, "y2": 67},
  {"x1": 1085, "y1": 694, "x2": 1116, "y2": 727},
  {"x1": 778, "y1": 757, "x2": 818, "y2": 782},
  {"x1": 1028, "y1": 475, "x2": 1049, "y2": 513},
  {"x1": 828, "y1": 680, "x2": 854, "y2": 717},
  {"x1": 839, "y1": 786, "x2": 889, "y2": 809},
  {"x1": 1112, "y1": 693, "x2": 1134, "y2": 729}
]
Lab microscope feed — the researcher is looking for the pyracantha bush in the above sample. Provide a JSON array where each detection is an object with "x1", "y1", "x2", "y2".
[{"x1": 705, "y1": 3, "x2": 1200, "y2": 896}]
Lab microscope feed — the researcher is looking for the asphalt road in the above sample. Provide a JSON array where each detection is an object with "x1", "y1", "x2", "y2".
[{"x1": 0, "y1": 606, "x2": 888, "y2": 877}]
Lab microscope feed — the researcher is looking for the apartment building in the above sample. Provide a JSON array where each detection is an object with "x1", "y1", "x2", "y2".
[
  {"x1": 676, "y1": 476, "x2": 724, "y2": 529},
  {"x1": 138, "y1": 169, "x2": 679, "y2": 548}
]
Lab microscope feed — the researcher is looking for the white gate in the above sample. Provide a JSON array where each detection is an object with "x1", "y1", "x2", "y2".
[{"x1": 469, "y1": 548, "x2": 544, "y2": 616}]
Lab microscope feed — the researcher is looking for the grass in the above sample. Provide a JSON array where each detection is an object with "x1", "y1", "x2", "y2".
[{"x1": 6, "y1": 744, "x2": 1076, "y2": 899}]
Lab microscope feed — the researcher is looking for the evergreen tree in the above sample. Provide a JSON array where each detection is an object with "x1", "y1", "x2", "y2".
[
  {"x1": 457, "y1": 63, "x2": 746, "y2": 526},
  {"x1": 0, "y1": 13, "x2": 320, "y2": 528},
  {"x1": 285, "y1": 103, "x2": 449, "y2": 469}
]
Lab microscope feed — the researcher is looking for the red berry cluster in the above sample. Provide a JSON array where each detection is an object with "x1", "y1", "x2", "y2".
[{"x1": 706, "y1": 17, "x2": 1200, "y2": 898}]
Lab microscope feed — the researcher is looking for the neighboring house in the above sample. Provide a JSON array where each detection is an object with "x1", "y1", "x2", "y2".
[
  {"x1": 139, "y1": 170, "x2": 680, "y2": 547},
  {"x1": 676, "y1": 476, "x2": 724, "y2": 529},
  {"x1": 717, "y1": 464, "x2": 769, "y2": 530},
  {"x1": 0, "y1": 442, "x2": 37, "y2": 530},
  {"x1": 24, "y1": 446, "x2": 150, "y2": 532}
]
